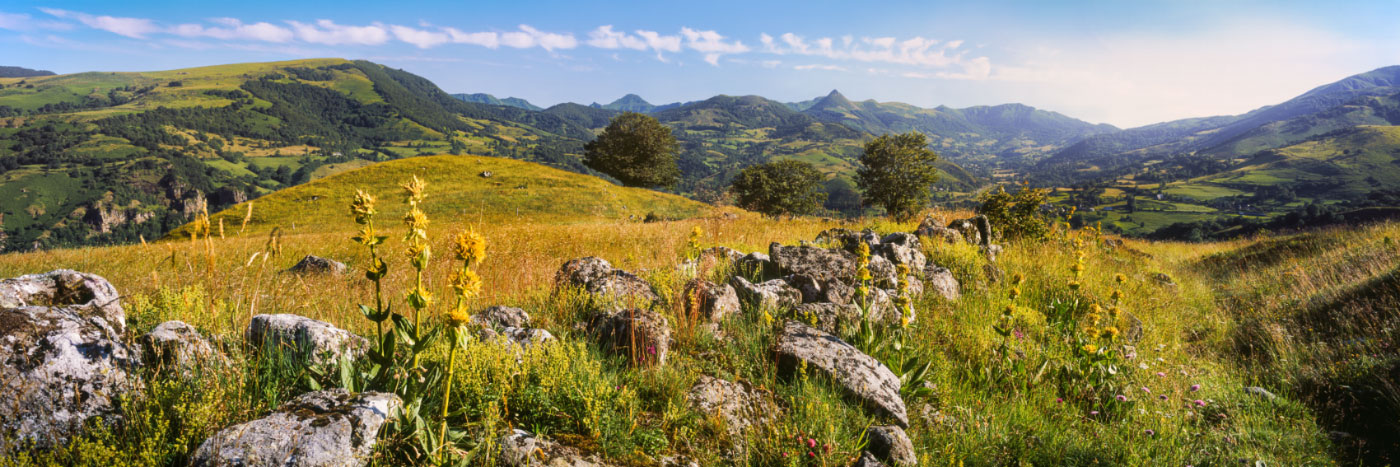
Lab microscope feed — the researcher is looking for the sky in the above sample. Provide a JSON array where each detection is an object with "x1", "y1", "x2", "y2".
[{"x1": 2, "y1": 0, "x2": 1398, "y2": 128}]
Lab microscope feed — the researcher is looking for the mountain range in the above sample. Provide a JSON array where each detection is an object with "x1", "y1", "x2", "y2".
[{"x1": 3, "y1": 58, "x2": 1400, "y2": 249}]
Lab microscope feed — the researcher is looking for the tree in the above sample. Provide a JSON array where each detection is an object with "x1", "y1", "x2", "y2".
[
  {"x1": 584, "y1": 112, "x2": 680, "y2": 188},
  {"x1": 729, "y1": 160, "x2": 828, "y2": 218},
  {"x1": 823, "y1": 177, "x2": 863, "y2": 217},
  {"x1": 855, "y1": 132, "x2": 941, "y2": 221}
]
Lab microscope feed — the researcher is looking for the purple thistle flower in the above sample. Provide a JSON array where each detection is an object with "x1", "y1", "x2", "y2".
[
  {"x1": 1056, "y1": 397, "x2": 1064, "y2": 403},
  {"x1": 1090, "y1": 410, "x2": 1099, "y2": 415},
  {"x1": 1190, "y1": 384, "x2": 1201, "y2": 392},
  {"x1": 1141, "y1": 386, "x2": 1151, "y2": 393},
  {"x1": 1116, "y1": 394, "x2": 1128, "y2": 402},
  {"x1": 1156, "y1": 372, "x2": 1166, "y2": 377},
  {"x1": 1145, "y1": 429, "x2": 1155, "y2": 436},
  {"x1": 1193, "y1": 399, "x2": 1206, "y2": 407},
  {"x1": 1013, "y1": 328, "x2": 1025, "y2": 340},
  {"x1": 1159, "y1": 395, "x2": 1168, "y2": 401}
]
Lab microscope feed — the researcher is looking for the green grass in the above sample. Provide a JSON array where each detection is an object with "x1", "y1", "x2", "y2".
[{"x1": 170, "y1": 154, "x2": 711, "y2": 239}]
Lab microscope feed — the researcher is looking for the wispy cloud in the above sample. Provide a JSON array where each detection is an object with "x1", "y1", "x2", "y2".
[
  {"x1": 681, "y1": 27, "x2": 749, "y2": 65},
  {"x1": 38, "y1": 8, "x2": 157, "y2": 38},
  {"x1": 587, "y1": 25, "x2": 680, "y2": 61},
  {"x1": 390, "y1": 24, "x2": 448, "y2": 48},
  {"x1": 759, "y1": 31, "x2": 990, "y2": 79},
  {"x1": 171, "y1": 18, "x2": 293, "y2": 42},
  {"x1": 794, "y1": 64, "x2": 847, "y2": 71},
  {"x1": 0, "y1": 10, "x2": 72, "y2": 31},
  {"x1": 285, "y1": 19, "x2": 390, "y2": 45}
]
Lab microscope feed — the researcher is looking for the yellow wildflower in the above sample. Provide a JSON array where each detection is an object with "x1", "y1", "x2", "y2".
[
  {"x1": 350, "y1": 190, "x2": 376, "y2": 224},
  {"x1": 1111, "y1": 289, "x2": 1124, "y2": 302},
  {"x1": 449, "y1": 268, "x2": 483, "y2": 299},
  {"x1": 1114, "y1": 273, "x2": 1127, "y2": 284},
  {"x1": 1081, "y1": 344, "x2": 1098, "y2": 353},
  {"x1": 446, "y1": 308, "x2": 472, "y2": 327},
  {"x1": 402, "y1": 175, "x2": 427, "y2": 205},
  {"x1": 1011, "y1": 273, "x2": 1024, "y2": 286},
  {"x1": 1102, "y1": 326, "x2": 1120, "y2": 340},
  {"x1": 452, "y1": 230, "x2": 487, "y2": 265},
  {"x1": 1008, "y1": 287, "x2": 1021, "y2": 300}
]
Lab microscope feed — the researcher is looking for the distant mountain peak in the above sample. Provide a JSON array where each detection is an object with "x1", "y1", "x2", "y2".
[
  {"x1": 811, "y1": 89, "x2": 854, "y2": 110},
  {"x1": 595, "y1": 94, "x2": 658, "y2": 113}
]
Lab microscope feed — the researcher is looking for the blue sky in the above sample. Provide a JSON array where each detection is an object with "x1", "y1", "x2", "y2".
[{"x1": 2, "y1": 0, "x2": 1398, "y2": 127}]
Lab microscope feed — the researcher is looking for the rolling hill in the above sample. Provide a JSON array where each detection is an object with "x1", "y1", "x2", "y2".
[
  {"x1": 168, "y1": 154, "x2": 711, "y2": 239},
  {"x1": 0, "y1": 66, "x2": 55, "y2": 78},
  {"x1": 451, "y1": 93, "x2": 543, "y2": 111},
  {"x1": 1038, "y1": 65, "x2": 1400, "y2": 174},
  {"x1": 0, "y1": 58, "x2": 598, "y2": 251}
]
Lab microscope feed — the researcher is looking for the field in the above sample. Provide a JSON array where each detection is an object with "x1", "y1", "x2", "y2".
[{"x1": 5, "y1": 152, "x2": 1395, "y2": 465}]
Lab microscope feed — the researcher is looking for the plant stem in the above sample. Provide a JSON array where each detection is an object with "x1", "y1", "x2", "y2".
[{"x1": 438, "y1": 327, "x2": 459, "y2": 463}]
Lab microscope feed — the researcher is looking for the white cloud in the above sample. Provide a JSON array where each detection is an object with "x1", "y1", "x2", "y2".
[
  {"x1": 285, "y1": 19, "x2": 389, "y2": 45},
  {"x1": 171, "y1": 18, "x2": 293, "y2": 42},
  {"x1": 680, "y1": 27, "x2": 749, "y2": 65},
  {"x1": 587, "y1": 25, "x2": 646, "y2": 50},
  {"x1": 498, "y1": 25, "x2": 577, "y2": 51},
  {"x1": 39, "y1": 8, "x2": 158, "y2": 38},
  {"x1": 795, "y1": 64, "x2": 847, "y2": 72},
  {"x1": 444, "y1": 28, "x2": 499, "y2": 48},
  {"x1": 587, "y1": 26, "x2": 681, "y2": 61},
  {"x1": 762, "y1": 60, "x2": 781, "y2": 68},
  {"x1": 390, "y1": 24, "x2": 449, "y2": 48}
]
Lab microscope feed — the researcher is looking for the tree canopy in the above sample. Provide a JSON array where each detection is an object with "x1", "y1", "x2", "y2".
[
  {"x1": 583, "y1": 112, "x2": 681, "y2": 188},
  {"x1": 729, "y1": 159, "x2": 828, "y2": 218},
  {"x1": 855, "y1": 132, "x2": 941, "y2": 221}
]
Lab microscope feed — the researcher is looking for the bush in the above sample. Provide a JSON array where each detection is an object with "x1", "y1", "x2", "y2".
[{"x1": 979, "y1": 182, "x2": 1052, "y2": 241}]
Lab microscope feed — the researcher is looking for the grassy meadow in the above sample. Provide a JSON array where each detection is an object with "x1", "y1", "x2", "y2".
[{"x1": 1, "y1": 153, "x2": 1394, "y2": 465}]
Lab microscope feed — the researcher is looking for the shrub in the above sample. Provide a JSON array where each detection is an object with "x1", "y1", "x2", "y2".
[{"x1": 978, "y1": 182, "x2": 1052, "y2": 241}]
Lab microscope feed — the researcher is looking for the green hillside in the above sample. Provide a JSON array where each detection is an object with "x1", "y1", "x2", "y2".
[
  {"x1": 0, "y1": 59, "x2": 596, "y2": 250},
  {"x1": 451, "y1": 93, "x2": 543, "y2": 111},
  {"x1": 168, "y1": 154, "x2": 711, "y2": 239}
]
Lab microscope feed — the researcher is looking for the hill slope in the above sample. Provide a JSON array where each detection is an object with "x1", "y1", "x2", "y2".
[
  {"x1": 171, "y1": 154, "x2": 711, "y2": 238},
  {"x1": 451, "y1": 93, "x2": 543, "y2": 111},
  {"x1": 0, "y1": 59, "x2": 597, "y2": 250},
  {"x1": 0, "y1": 66, "x2": 55, "y2": 78}
]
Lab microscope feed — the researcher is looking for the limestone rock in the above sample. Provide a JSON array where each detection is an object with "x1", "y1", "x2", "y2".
[
  {"x1": 853, "y1": 451, "x2": 889, "y2": 467},
  {"x1": 681, "y1": 280, "x2": 740, "y2": 322},
  {"x1": 499, "y1": 429, "x2": 611, "y2": 466},
  {"x1": 140, "y1": 320, "x2": 219, "y2": 370},
  {"x1": 190, "y1": 389, "x2": 400, "y2": 467},
  {"x1": 686, "y1": 375, "x2": 778, "y2": 442},
  {"x1": 1245, "y1": 386, "x2": 1278, "y2": 401},
  {"x1": 472, "y1": 305, "x2": 531, "y2": 329},
  {"x1": 866, "y1": 425, "x2": 917, "y2": 466},
  {"x1": 735, "y1": 252, "x2": 775, "y2": 278},
  {"x1": 793, "y1": 302, "x2": 862, "y2": 335},
  {"x1": 947, "y1": 218, "x2": 981, "y2": 245},
  {"x1": 480, "y1": 326, "x2": 555, "y2": 350},
  {"x1": 555, "y1": 257, "x2": 658, "y2": 311},
  {"x1": 868, "y1": 255, "x2": 898, "y2": 289},
  {"x1": 288, "y1": 255, "x2": 347, "y2": 275},
  {"x1": 588, "y1": 309, "x2": 670, "y2": 367},
  {"x1": 0, "y1": 270, "x2": 138, "y2": 450},
  {"x1": 782, "y1": 274, "x2": 824, "y2": 303},
  {"x1": 879, "y1": 233, "x2": 927, "y2": 272},
  {"x1": 245, "y1": 314, "x2": 368, "y2": 365},
  {"x1": 922, "y1": 266, "x2": 960, "y2": 301},
  {"x1": 774, "y1": 321, "x2": 908, "y2": 427},
  {"x1": 914, "y1": 217, "x2": 963, "y2": 245},
  {"x1": 769, "y1": 243, "x2": 857, "y2": 284},
  {"x1": 730, "y1": 276, "x2": 801, "y2": 311}
]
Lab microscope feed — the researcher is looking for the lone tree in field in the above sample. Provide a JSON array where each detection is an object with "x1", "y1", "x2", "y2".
[
  {"x1": 584, "y1": 112, "x2": 681, "y2": 188},
  {"x1": 729, "y1": 159, "x2": 828, "y2": 218},
  {"x1": 856, "y1": 132, "x2": 941, "y2": 221}
]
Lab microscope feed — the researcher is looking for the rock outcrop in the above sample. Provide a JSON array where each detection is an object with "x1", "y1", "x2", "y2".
[
  {"x1": 190, "y1": 389, "x2": 401, "y2": 467},
  {"x1": 140, "y1": 320, "x2": 219, "y2": 370},
  {"x1": 730, "y1": 276, "x2": 801, "y2": 311},
  {"x1": 879, "y1": 233, "x2": 927, "y2": 272},
  {"x1": 922, "y1": 266, "x2": 960, "y2": 301},
  {"x1": 288, "y1": 255, "x2": 347, "y2": 275},
  {"x1": 555, "y1": 257, "x2": 658, "y2": 311},
  {"x1": 865, "y1": 425, "x2": 917, "y2": 466},
  {"x1": 471, "y1": 305, "x2": 531, "y2": 329},
  {"x1": 499, "y1": 429, "x2": 612, "y2": 466},
  {"x1": 686, "y1": 375, "x2": 778, "y2": 443},
  {"x1": 769, "y1": 243, "x2": 857, "y2": 284},
  {"x1": 588, "y1": 309, "x2": 670, "y2": 367},
  {"x1": 245, "y1": 314, "x2": 368, "y2": 365},
  {"x1": 681, "y1": 279, "x2": 740, "y2": 322},
  {"x1": 0, "y1": 270, "x2": 138, "y2": 450},
  {"x1": 774, "y1": 321, "x2": 908, "y2": 427}
]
